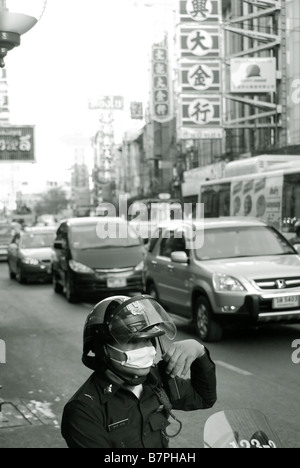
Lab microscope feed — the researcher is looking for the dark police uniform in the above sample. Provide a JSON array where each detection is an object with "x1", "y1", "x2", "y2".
[{"x1": 61, "y1": 351, "x2": 217, "y2": 449}]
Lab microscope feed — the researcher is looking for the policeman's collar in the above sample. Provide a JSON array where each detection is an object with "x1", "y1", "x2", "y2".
[{"x1": 94, "y1": 367, "x2": 159, "y2": 403}]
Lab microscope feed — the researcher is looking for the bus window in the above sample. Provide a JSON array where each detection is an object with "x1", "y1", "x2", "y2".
[
  {"x1": 201, "y1": 183, "x2": 231, "y2": 218},
  {"x1": 219, "y1": 184, "x2": 231, "y2": 216},
  {"x1": 201, "y1": 189, "x2": 218, "y2": 218}
]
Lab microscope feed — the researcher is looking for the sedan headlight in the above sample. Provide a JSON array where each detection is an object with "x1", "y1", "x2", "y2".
[
  {"x1": 69, "y1": 260, "x2": 94, "y2": 274},
  {"x1": 213, "y1": 273, "x2": 246, "y2": 292},
  {"x1": 22, "y1": 257, "x2": 40, "y2": 266},
  {"x1": 135, "y1": 261, "x2": 145, "y2": 272}
]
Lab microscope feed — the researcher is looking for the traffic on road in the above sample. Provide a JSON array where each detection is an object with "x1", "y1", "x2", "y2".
[
  {"x1": 0, "y1": 214, "x2": 300, "y2": 448},
  {"x1": 1, "y1": 0, "x2": 300, "y2": 452}
]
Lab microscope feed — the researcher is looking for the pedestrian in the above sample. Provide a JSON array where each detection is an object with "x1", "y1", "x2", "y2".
[
  {"x1": 61, "y1": 295, "x2": 217, "y2": 448},
  {"x1": 290, "y1": 221, "x2": 300, "y2": 246}
]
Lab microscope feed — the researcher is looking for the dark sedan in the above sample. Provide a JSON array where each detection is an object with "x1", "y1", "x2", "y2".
[
  {"x1": 8, "y1": 226, "x2": 57, "y2": 284},
  {"x1": 52, "y1": 217, "x2": 145, "y2": 303}
]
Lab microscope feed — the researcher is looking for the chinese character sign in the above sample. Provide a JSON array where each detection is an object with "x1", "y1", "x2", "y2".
[
  {"x1": 94, "y1": 114, "x2": 116, "y2": 183},
  {"x1": 189, "y1": 98, "x2": 215, "y2": 124},
  {"x1": 177, "y1": 0, "x2": 223, "y2": 139},
  {"x1": 179, "y1": 26, "x2": 220, "y2": 59},
  {"x1": 181, "y1": 95, "x2": 221, "y2": 127},
  {"x1": 180, "y1": 61, "x2": 221, "y2": 94},
  {"x1": 130, "y1": 102, "x2": 144, "y2": 120},
  {"x1": 89, "y1": 96, "x2": 124, "y2": 110},
  {"x1": 0, "y1": 68, "x2": 9, "y2": 123},
  {"x1": 180, "y1": 0, "x2": 221, "y2": 23},
  {"x1": 0, "y1": 126, "x2": 35, "y2": 161},
  {"x1": 150, "y1": 33, "x2": 174, "y2": 123}
]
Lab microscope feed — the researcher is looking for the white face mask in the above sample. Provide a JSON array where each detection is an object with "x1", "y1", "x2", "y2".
[{"x1": 107, "y1": 344, "x2": 157, "y2": 369}]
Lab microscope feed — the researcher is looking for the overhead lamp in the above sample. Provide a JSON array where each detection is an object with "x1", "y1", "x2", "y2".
[{"x1": 0, "y1": 0, "x2": 47, "y2": 68}]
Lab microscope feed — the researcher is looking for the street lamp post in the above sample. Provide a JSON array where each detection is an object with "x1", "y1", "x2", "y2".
[{"x1": 0, "y1": 0, "x2": 47, "y2": 67}]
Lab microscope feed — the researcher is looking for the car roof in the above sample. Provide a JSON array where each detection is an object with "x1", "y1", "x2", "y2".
[
  {"x1": 155, "y1": 217, "x2": 267, "y2": 230},
  {"x1": 64, "y1": 217, "x2": 127, "y2": 227}
]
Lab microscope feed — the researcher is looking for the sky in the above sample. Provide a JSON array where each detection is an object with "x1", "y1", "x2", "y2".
[{"x1": 4, "y1": 0, "x2": 169, "y2": 189}]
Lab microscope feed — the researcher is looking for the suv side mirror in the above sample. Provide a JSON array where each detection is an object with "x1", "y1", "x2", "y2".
[{"x1": 171, "y1": 251, "x2": 189, "y2": 265}]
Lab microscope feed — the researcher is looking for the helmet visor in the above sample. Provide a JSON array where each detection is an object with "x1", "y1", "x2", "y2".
[{"x1": 108, "y1": 298, "x2": 177, "y2": 344}]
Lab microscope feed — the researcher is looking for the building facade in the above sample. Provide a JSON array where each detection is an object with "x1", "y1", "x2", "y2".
[{"x1": 117, "y1": 1, "x2": 300, "y2": 204}]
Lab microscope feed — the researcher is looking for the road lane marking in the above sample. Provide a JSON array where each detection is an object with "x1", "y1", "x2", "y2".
[{"x1": 215, "y1": 360, "x2": 253, "y2": 376}]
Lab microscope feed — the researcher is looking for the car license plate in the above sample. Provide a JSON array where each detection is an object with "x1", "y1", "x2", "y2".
[
  {"x1": 272, "y1": 296, "x2": 300, "y2": 310},
  {"x1": 107, "y1": 278, "x2": 127, "y2": 289}
]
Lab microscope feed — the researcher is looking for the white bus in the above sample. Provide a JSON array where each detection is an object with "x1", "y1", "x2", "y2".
[{"x1": 183, "y1": 155, "x2": 300, "y2": 233}]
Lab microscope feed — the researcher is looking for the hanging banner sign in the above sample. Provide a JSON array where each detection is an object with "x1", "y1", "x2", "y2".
[
  {"x1": 89, "y1": 96, "x2": 124, "y2": 110},
  {"x1": 179, "y1": 95, "x2": 223, "y2": 139},
  {"x1": 177, "y1": 0, "x2": 224, "y2": 140},
  {"x1": 178, "y1": 25, "x2": 221, "y2": 60},
  {"x1": 0, "y1": 68, "x2": 9, "y2": 123},
  {"x1": 180, "y1": 61, "x2": 221, "y2": 93},
  {"x1": 150, "y1": 33, "x2": 174, "y2": 123},
  {"x1": 0, "y1": 126, "x2": 35, "y2": 162},
  {"x1": 130, "y1": 102, "x2": 144, "y2": 120},
  {"x1": 179, "y1": 0, "x2": 222, "y2": 23},
  {"x1": 179, "y1": 127, "x2": 224, "y2": 140}
]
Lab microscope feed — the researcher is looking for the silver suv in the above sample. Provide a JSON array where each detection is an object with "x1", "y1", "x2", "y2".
[{"x1": 144, "y1": 218, "x2": 300, "y2": 341}]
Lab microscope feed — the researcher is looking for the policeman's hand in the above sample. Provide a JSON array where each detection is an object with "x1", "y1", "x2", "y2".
[{"x1": 162, "y1": 340, "x2": 206, "y2": 379}]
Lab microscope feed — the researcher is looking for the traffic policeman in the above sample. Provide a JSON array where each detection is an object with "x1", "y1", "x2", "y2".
[{"x1": 61, "y1": 295, "x2": 217, "y2": 448}]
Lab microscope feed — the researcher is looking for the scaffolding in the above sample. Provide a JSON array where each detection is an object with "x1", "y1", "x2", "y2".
[{"x1": 223, "y1": 0, "x2": 287, "y2": 157}]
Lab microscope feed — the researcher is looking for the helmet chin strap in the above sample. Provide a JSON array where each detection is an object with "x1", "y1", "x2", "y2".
[{"x1": 105, "y1": 366, "x2": 147, "y2": 386}]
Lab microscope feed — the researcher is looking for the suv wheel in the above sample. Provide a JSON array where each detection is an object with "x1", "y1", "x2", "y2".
[
  {"x1": 16, "y1": 264, "x2": 27, "y2": 284},
  {"x1": 53, "y1": 273, "x2": 63, "y2": 294},
  {"x1": 65, "y1": 275, "x2": 79, "y2": 304},
  {"x1": 194, "y1": 296, "x2": 223, "y2": 342},
  {"x1": 8, "y1": 261, "x2": 16, "y2": 280}
]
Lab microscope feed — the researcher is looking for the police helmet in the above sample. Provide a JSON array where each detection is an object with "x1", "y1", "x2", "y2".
[{"x1": 82, "y1": 295, "x2": 177, "y2": 370}]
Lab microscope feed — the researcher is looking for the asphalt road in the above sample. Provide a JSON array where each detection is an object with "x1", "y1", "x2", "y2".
[{"x1": 0, "y1": 262, "x2": 299, "y2": 449}]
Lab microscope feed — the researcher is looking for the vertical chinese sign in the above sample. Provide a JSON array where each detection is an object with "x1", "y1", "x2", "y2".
[
  {"x1": 177, "y1": 0, "x2": 224, "y2": 140},
  {"x1": 0, "y1": 69, "x2": 10, "y2": 124},
  {"x1": 93, "y1": 111, "x2": 116, "y2": 204},
  {"x1": 130, "y1": 102, "x2": 144, "y2": 120},
  {"x1": 89, "y1": 96, "x2": 123, "y2": 204},
  {"x1": 150, "y1": 33, "x2": 174, "y2": 123}
]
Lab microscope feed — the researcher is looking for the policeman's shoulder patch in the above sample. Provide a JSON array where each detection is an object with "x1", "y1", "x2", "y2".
[
  {"x1": 84, "y1": 393, "x2": 95, "y2": 402},
  {"x1": 71, "y1": 391, "x2": 98, "y2": 408}
]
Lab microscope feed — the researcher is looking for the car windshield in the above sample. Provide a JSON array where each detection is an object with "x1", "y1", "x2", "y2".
[
  {"x1": 195, "y1": 226, "x2": 295, "y2": 261},
  {"x1": 21, "y1": 233, "x2": 56, "y2": 249},
  {"x1": 69, "y1": 223, "x2": 142, "y2": 249}
]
